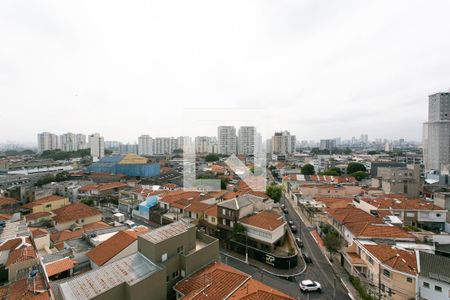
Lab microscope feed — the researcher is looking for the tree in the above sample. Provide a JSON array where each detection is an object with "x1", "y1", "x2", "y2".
[
  {"x1": 205, "y1": 153, "x2": 220, "y2": 162},
  {"x1": 347, "y1": 162, "x2": 366, "y2": 174},
  {"x1": 301, "y1": 164, "x2": 315, "y2": 175},
  {"x1": 232, "y1": 223, "x2": 247, "y2": 243},
  {"x1": 266, "y1": 184, "x2": 282, "y2": 202},
  {"x1": 80, "y1": 198, "x2": 94, "y2": 206},
  {"x1": 323, "y1": 225, "x2": 342, "y2": 256},
  {"x1": 321, "y1": 167, "x2": 341, "y2": 176},
  {"x1": 351, "y1": 171, "x2": 368, "y2": 181},
  {"x1": 173, "y1": 148, "x2": 183, "y2": 154}
]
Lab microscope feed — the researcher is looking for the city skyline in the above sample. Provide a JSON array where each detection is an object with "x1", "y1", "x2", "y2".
[{"x1": 2, "y1": 1, "x2": 450, "y2": 143}]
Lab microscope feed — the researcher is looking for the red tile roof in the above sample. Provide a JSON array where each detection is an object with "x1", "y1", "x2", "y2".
[
  {"x1": 6, "y1": 245, "x2": 37, "y2": 267},
  {"x1": 6, "y1": 273, "x2": 50, "y2": 300},
  {"x1": 361, "y1": 197, "x2": 444, "y2": 211},
  {"x1": 22, "y1": 195, "x2": 67, "y2": 209},
  {"x1": 45, "y1": 257, "x2": 76, "y2": 277},
  {"x1": 86, "y1": 230, "x2": 139, "y2": 267},
  {"x1": 240, "y1": 211, "x2": 285, "y2": 231},
  {"x1": 50, "y1": 222, "x2": 110, "y2": 244},
  {"x1": 362, "y1": 244, "x2": 417, "y2": 275},
  {"x1": 51, "y1": 203, "x2": 101, "y2": 224},
  {"x1": 0, "y1": 196, "x2": 17, "y2": 206},
  {"x1": 25, "y1": 211, "x2": 52, "y2": 222},
  {"x1": 30, "y1": 228, "x2": 48, "y2": 238},
  {"x1": 79, "y1": 182, "x2": 127, "y2": 192}
]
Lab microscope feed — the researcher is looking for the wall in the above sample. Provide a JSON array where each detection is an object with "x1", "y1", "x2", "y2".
[
  {"x1": 33, "y1": 234, "x2": 50, "y2": 251},
  {"x1": 418, "y1": 276, "x2": 450, "y2": 300},
  {"x1": 32, "y1": 197, "x2": 69, "y2": 213},
  {"x1": 56, "y1": 214, "x2": 102, "y2": 230}
]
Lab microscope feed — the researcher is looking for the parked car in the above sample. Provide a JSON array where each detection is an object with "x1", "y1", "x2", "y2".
[
  {"x1": 112, "y1": 208, "x2": 120, "y2": 214},
  {"x1": 290, "y1": 224, "x2": 297, "y2": 233},
  {"x1": 302, "y1": 252, "x2": 312, "y2": 263},
  {"x1": 283, "y1": 208, "x2": 289, "y2": 214},
  {"x1": 299, "y1": 280, "x2": 321, "y2": 292},
  {"x1": 280, "y1": 204, "x2": 285, "y2": 209},
  {"x1": 295, "y1": 237, "x2": 303, "y2": 247},
  {"x1": 288, "y1": 220, "x2": 294, "y2": 226}
]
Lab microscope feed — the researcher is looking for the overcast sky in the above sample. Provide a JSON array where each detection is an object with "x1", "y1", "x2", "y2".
[{"x1": 1, "y1": 0, "x2": 450, "y2": 144}]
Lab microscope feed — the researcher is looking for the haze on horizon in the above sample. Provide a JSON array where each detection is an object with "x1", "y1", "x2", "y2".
[{"x1": 1, "y1": 0, "x2": 450, "y2": 144}]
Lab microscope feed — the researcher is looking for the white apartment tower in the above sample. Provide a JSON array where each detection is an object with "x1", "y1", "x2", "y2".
[
  {"x1": 37, "y1": 132, "x2": 59, "y2": 153},
  {"x1": 153, "y1": 137, "x2": 172, "y2": 155},
  {"x1": 271, "y1": 131, "x2": 296, "y2": 154},
  {"x1": 88, "y1": 133, "x2": 105, "y2": 160},
  {"x1": 217, "y1": 126, "x2": 237, "y2": 155},
  {"x1": 59, "y1": 133, "x2": 87, "y2": 152},
  {"x1": 423, "y1": 92, "x2": 450, "y2": 172},
  {"x1": 238, "y1": 126, "x2": 257, "y2": 156},
  {"x1": 138, "y1": 135, "x2": 153, "y2": 155}
]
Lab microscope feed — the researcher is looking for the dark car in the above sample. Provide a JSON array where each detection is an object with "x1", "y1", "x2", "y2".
[
  {"x1": 283, "y1": 208, "x2": 289, "y2": 214},
  {"x1": 295, "y1": 237, "x2": 303, "y2": 247},
  {"x1": 303, "y1": 252, "x2": 312, "y2": 263},
  {"x1": 290, "y1": 224, "x2": 297, "y2": 233},
  {"x1": 288, "y1": 220, "x2": 294, "y2": 226}
]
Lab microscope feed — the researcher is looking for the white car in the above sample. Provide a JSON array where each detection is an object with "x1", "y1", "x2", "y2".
[{"x1": 299, "y1": 280, "x2": 321, "y2": 292}]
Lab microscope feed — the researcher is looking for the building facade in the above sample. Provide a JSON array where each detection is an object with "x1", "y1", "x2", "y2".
[
  {"x1": 37, "y1": 132, "x2": 59, "y2": 153},
  {"x1": 138, "y1": 135, "x2": 153, "y2": 155},
  {"x1": 218, "y1": 126, "x2": 237, "y2": 155},
  {"x1": 89, "y1": 133, "x2": 105, "y2": 160}
]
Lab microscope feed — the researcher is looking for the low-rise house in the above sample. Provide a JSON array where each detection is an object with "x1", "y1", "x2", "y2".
[
  {"x1": 86, "y1": 229, "x2": 149, "y2": 269},
  {"x1": 0, "y1": 237, "x2": 39, "y2": 282},
  {"x1": 0, "y1": 273, "x2": 50, "y2": 299},
  {"x1": 51, "y1": 203, "x2": 102, "y2": 231},
  {"x1": 24, "y1": 211, "x2": 52, "y2": 226},
  {"x1": 0, "y1": 197, "x2": 19, "y2": 214},
  {"x1": 354, "y1": 195, "x2": 447, "y2": 232},
  {"x1": 240, "y1": 210, "x2": 286, "y2": 252},
  {"x1": 22, "y1": 195, "x2": 69, "y2": 214},
  {"x1": 417, "y1": 251, "x2": 450, "y2": 300},
  {"x1": 29, "y1": 228, "x2": 50, "y2": 252},
  {"x1": 174, "y1": 261, "x2": 295, "y2": 300},
  {"x1": 344, "y1": 240, "x2": 417, "y2": 300},
  {"x1": 78, "y1": 181, "x2": 128, "y2": 201},
  {"x1": 43, "y1": 257, "x2": 76, "y2": 281}
]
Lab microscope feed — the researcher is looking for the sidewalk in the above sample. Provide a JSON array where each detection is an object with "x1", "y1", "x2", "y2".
[{"x1": 286, "y1": 195, "x2": 360, "y2": 300}]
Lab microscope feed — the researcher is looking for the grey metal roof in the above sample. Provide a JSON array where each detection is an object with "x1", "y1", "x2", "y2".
[
  {"x1": 419, "y1": 251, "x2": 450, "y2": 283},
  {"x1": 57, "y1": 253, "x2": 161, "y2": 300},
  {"x1": 217, "y1": 194, "x2": 261, "y2": 210},
  {"x1": 140, "y1": 220, "x2": 193, "y2": 244}
]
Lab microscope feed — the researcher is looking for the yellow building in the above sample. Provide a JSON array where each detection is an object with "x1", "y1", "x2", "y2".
[{"x1": 22, "y1": 195, "x2": 70, "y2": 213}]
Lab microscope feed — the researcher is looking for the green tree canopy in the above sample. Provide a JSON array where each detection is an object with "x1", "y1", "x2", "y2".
[
  {"x1": 322, "y1": 225, "x2": 342, "y2": 255},
  {"x1": 205, "y1": 153, "x2": 220, "y2": 162},
  {"x1": 321, "y1": 167, "x2": 341, "y2": 176},
  {"x1": 347, "y1": 162, "x2": 367, "y2": 174},
  {"x1": 266, "y1": 184, "x2": 282, "y2": 203},
  {"x1": 351, "y1": 171, "x2": 369, "y2": 181},
  {"x1": 301, "y1": 163, "x2": 315, "y2": 175}
]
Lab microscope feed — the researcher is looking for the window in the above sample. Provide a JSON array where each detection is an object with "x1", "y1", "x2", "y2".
[
  {"x1": 406, "y1": 212, "x2": 415, "y2": 217},
  {"x1": 436, "y1": 213, "x2": 442, "y2": 217},
  {"x1": 222, "y1": 209, "x2": 226, "y2": 215},
  {"x1": 383, "y1": 269, "x2": 391, "y2": 277},
  {"x1": 45, "y1": 204, "x2": 51, "y2": 208},
  {"x1": 177, "y1": 246, "x2": 184, "y2": 254},
  {"x1": 172, "y1": 270, "x2": 179, "y2": 279},
  {"x1": 435, "y1": 285, "x2": 442, "y2": 292},
  {"x1": 161, "y1": 253, "x2": 167, "y2": 262},
  {"x1": 211, "y1": 217, "x2": 216, "y2": 223},
  {"x1": 406, "y1": 277, "x2": 413, "y2": 283},
  {"x1": 423, "y1": 282, "x2": 430, "y2": 288}
]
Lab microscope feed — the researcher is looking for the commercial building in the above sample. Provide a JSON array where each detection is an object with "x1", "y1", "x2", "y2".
[
  {"x1": 37, "y1": 132, "x2": 59, "y2": 153},
  {"x1": 423, "y1": 92, "x2": 450, "y2": 172},
  {"x1": 218, "y1": 126, "x2": 237, "y2": 155},
  {"x1": 138, "y1": 135, "x2": 153, "y2": 155},
  {"x1": 89, "y1": 133, "x2": 105, "y2": 160},
  {"x1": 371, "y1": 165, "x2": 420, "y2": 198},
  {"x1": 87, "y1": 154, "x2": 160, "y2": 177}
]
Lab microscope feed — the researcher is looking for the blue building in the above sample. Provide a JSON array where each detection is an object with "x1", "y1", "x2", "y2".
[{"x1": 87, "y1": 154, "x2": 160, "y2": 177}]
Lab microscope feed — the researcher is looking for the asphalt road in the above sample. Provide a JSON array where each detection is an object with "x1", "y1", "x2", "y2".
[{"x1": 282, "y1": 196, "x2": 351, "y2": 300}]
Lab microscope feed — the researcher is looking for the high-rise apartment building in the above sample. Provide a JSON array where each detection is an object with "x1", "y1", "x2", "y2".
[
  {"x1": 88, "y1": 133, "x2": 105, "y2": 160},
  {"x1": 59, "y1": 133, "x2": 87, "y2": 152},
  {"x1": 423, "y1": 92, "x2": 450, "y2": 172},
  {"x1": 237, "y1": 126, "x2": 257, "y2": 156},
  {"x1": 217, "y1": 126, "x2": 237, "y2": 155},
  {"x1": 271, "y1": 131, "x2": 295, "y2": 154},
  {"x1": 37, "y1": 132, "x2": 59, "y2": 153},
  {"x1": 153, "y1": 137, "x2": 172, "y2": 155},
  {"x1": 319, "y1": 139, "x2": 337, "y2": 151},
  {"x1": 138, "y1": 135, "x2": 153, "y2": 155}
]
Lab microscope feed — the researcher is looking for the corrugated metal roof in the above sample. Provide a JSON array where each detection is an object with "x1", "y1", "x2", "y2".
[{"x1": 419, "y1": 251, "x2": 450, "y2": 283}]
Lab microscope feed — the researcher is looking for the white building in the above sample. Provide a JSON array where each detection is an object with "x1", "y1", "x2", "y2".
[
  {"x1": 238, "y1": 126, "x2": 257, "y2": 156},
  {"x1": 195, "y1": 136, "x2": 213, "y2": 154},
  {"x1": 423, "y1": 92, "x2": 450, "y2": 172},
  {"x1": 217, "y1": 126, "x2": 237, "y2": 155},
  {"x1": 417, "y1": 251, "x2": 450, "y2": 300},
  {"x1": 89, "y1": 133, "x2": 105, "y2": 160},
  {"x1": 153, "y1": 137, "x2": 172, "y2": 155},
  {"x1": 138, "y1": 135, "x2": 153, "y2": 155},
  {"x1": 59, "y1": 133, "x2": 87, "y2": 152},
  {"x1": 271, "y1": 131, "x2": 296, "y2": 154},
  {"x1": 37, "y1": 132, "x2": 59, "y2": 153}
]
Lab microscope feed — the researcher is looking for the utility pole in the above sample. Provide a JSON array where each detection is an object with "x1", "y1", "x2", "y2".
[{"x1": 333, "y1": 277, "x2": 336, "y2": 298}]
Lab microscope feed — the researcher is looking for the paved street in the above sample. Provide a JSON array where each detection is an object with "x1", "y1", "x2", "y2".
[{"x1": 282, "y1": 195, "x2": 352, "y2": 300}]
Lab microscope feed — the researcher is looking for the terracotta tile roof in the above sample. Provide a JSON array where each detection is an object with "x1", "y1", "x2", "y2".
[
  {"x1": 159, "y1": 191, "x2": 202, "y2": 205},
  {"x1": 79, "y1": 181, "x2": 128, "y2": 192},
  {"x1": 316, "y1": 197, "x2": 354, "y2": 209},
  {"x1": 22, "y1": 195, "x2": 67, "y2": 209},
  {"x1": 0, "y1": 238, "x2": 26, "y2": 251},
  {"x1": 361, "y1": 197, "x2": 444, "y2": 211},
  {"x1": 50, "y1": 229, "x2": 84, "y2": 244},
  {"x1": 30, "y1": 228, "x2": 48, "y2": 238},
  {"x1": 362, "y1": 244, "x2": 417, "y2": 275},
  {"x1": 51, "y1": 203, "x2": 101, "y2": 224},
  {"x1": 355, "y1": 223, "x2": 413, "y2": 239},
  {"x1": 185, "y1": 202, "x2": 210, "y2": 213},
  {"x1": 175, "y1": 262, "x2": 294, "y2": 300},
  {"x1": 0, "y1": 196, "x2": 18, "y2": 206},
  {"x1": 240, "y1": 211, "x2": 285, "y2": 231},
  {"x1": 0, "y1": 214, "x2": 12, "y2": 221},
  {"x1": 163, "y1": 183, "x2": 178, "y2": 189},
  {"x1": 25, "y1": 211, "x2": 52, "y2": 222},
  {"x1": 132, "y1": 188, "x2": 167, "y2": 197},
  {"x1": 231, "y1": 278, "x2": 295, "y2": 300},
  {"x1": 205, "y1": 205, "x2": 218, "y2": 217},
  {"x1": 6, "y1": 273, "x2": 50, "y2": 300},
  {"x1": 44, "y1": 257, "x2": 76, "y2": 277},
  {"x1": 6, "y1": 245, "x2": 37, "y2": 267},
  {"x1": 86, "y1": 230, "x2": 138, "y2": 267},
  {"x1": 83, "y1": 221, "x2": 110, "y2": 232}
]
